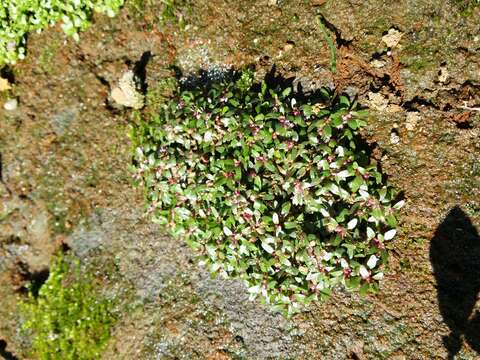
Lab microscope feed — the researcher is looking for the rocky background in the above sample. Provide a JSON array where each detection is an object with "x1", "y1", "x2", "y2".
[{"x1": 0, "y1": 0, "x2": 479, "y2": 359}]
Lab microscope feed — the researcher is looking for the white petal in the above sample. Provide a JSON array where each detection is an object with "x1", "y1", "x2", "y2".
[
  {"x1": 320, "y1": 250, "x2": 332, "y2": 261},
  {"x1": 359, "y1": 189, "x2": 369, "y2": 199},
  {"x1": 239, "y1": 245, "x2": 248, "y2": 255},
  {"x1": 248, "y1": 285, "x2": 261, "y2": 294},
  {"x1": 223, "y1": 226, "x2": 233, "y2": 236},
  {"x1": 393, "y1": 200, "x2": 405, "y2": 210},
  {"x1": 335, "y1": 146, "x2": 345, "y2": 157},
  {"x1": 384, "y1": 229, "x2": 397, "y2": 240},
  {"x1": 272, "y1": 213, "x2": 279, "y2": 225},
  {"x1": 336, "y1": 170, "x2": 350, "y2": 179},
  {"x1": 320, "y1": 208, "x2": 330, "y2": 217},
  {"x1": 367, "y1": 227, "x2": 375, "y2": 239},
  {"x1": 204, "y1": 131, "x2": 213, "y2": 142},
  {"x1": 367, "y1": 255, "x2": 378, "y2": 269},
  {"x1": 262, "y1": 242, "x2": 274, "y2": 254},
  {"x1": 359, "y1": 266, "x2": 370, "y2": 279},
  {"x1": 347, "y1": 218, "x2": 358, "y2": 230}
]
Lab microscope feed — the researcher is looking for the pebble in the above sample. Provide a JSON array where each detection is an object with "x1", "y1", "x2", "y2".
[
  {"x1": 367, "y1": 92, "x2": 389, "y2": 111},
  {"x1": 406, "y1": 112, "x2": 420, "y2": 131},
  {"x1": 4, "y1": 98, "x2": 18, "y2": 111},
  {"x1": 390, "y1": 129, "x2": 400, "y2": 145},
  {"x1": 382, "y1": 28, "x2": 403, "y2": 48},
  {"x1": 0, "y1": 77, "x2": 11, "y2": 91},
  {"x1": 386, "y1": 104, "x2": 403, "y2": 113},
  {"x1": 110, "y1": 70, "x2": 144, "y2": 110},
  {"x1": 284, "y1": 43, "x2": 294, "y2": 52},
  {"x1": 438, "y1": 66, "x2": 449, "y2": 83},
  {"x1": 371, "y1": 59, "x2": 386, "y2": 68}
]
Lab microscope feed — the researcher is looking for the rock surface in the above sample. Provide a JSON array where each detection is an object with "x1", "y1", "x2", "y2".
[{"x1": 0, "y1": 0, "x2": 479, "y2": 359}]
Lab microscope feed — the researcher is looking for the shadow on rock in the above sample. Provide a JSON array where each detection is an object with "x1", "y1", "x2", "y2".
[
  {"x1": 0, "y1": 339, "x2": 18, "y2": 360},
  {"x1": 430, "y1": 206, "x2": 480, "y2": 359}
]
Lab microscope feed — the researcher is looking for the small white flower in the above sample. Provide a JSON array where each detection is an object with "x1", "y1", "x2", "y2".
[
  {"x1": 272, "y1": 213, "x2": 279, "y2": 224},
  {"x1": 261, "y1": 242, "x2": 274, "y2": 254},
  {"x1": 335, "y1": 146, "x2": 345, "y2": 157},
  {"x1": 336, "y1": 170, "x2": 350, "y2": 180},
  {"x1": 367, "y1": 255, "x2": 378, "y2": 269},
  {"x1": 320, "y1": 250, "x2": 332, "y2": 261},
  {"x1": 367, "y1": 227, "x2": 375, "y2": 239},
  {"x1": 203, "y1": 131, "x2": 213, "y2": 142},
  {"x1": 393, "y1": 200, "x2": 406, "y2": 210},
  {"x1": 384, "y1": 229, "x2": 397, "y2": 240},
  {"x1": 347, "y1": 218, "x2": 358, "y2": 230},
  {"x1": 359, "y1": 266, "x2": 370, "y2": 279}
]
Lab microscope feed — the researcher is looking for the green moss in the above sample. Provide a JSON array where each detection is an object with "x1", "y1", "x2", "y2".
[
  {"x1": 450, "y1": 0, "x2": 480, "y2": 15},
  {"x1": 20, "y1": 254, "x2": 116, "y2": 360},
  {"x1": 38, "y1": 40, "x2": 62, "y2": 75}
]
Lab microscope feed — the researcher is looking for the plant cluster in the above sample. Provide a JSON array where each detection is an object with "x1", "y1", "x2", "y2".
[
  {"x1": 0, "y1": 0, "x2": 124, "y2": 65},
  {"x1": 21, "y1": 254, "x2": 116, "y2": 359},
  {"x1": 132, "y1": 70, "x2": 403, "y2": 315}
]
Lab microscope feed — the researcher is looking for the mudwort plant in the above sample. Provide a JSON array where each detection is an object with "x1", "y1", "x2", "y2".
[{"x1": 132, "y1": 70, "x2": 404, "y2": 315}]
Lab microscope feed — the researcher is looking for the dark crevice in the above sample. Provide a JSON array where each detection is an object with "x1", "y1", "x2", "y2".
[
  {"x1": 93, "y1": 73, "x2": 110, "y2": 88},
  {"x1": 402, "y1": 96, "x2": 441, "y2": 111},
  {"x1": 443, "y1": 103, "x2": 453, "y2": 112},
  {"x1": 455, "y1": 121, "x2": 473, "y2": 130}
]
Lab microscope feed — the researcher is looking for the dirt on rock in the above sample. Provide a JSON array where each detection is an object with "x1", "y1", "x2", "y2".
[{"x1": 0, "y1": 0, "x2": 479, "y2": 359}]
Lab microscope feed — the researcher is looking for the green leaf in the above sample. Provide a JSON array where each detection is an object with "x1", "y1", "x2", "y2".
[
  {"x1": 254, "y1": 176, "x2": 262, "y2": 189},
  {"x1": 281, "y1": 202, "x2": 291, "y2": 216},
  {"x1": 349, "y1": 176, "x2": 363, "y2": 193},
  {"x1": 323, "y1": 125, "x2": 332, "y2": 137},
  {"x1": 284, "y1": 222, "x2": 297, "y2": 229},
  {"x1": 347, "y1": 119, "x2": 358, "y2": 130},
  {"x1": 282, "y1": 87, "x2": 292, "y2": 97}
]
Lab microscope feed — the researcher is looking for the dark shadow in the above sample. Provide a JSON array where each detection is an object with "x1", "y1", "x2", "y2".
[
  {"x1": 0, "y1": 339, "x2": 18, "y2": 360},
  {"x1": 430, "y1": 206, "x2": 480, "y2": 359},
  {"x1": 0, "y1": 66, "x2": 15, "y2": 85},
  {"x1": 15, "y1": 262, "x2": 50, "y2": 298},
  {"x1": 133, "y1": 51, "x2": 152, "y2": 94}
]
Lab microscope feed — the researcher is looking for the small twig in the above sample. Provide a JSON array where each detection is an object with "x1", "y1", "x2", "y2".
[
  {"x1": 458, "y1": 105, "x2": 480, "y2": 112},
  {"x1": 458, "y1": 102, "x2": 480, "y2": 112}
]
